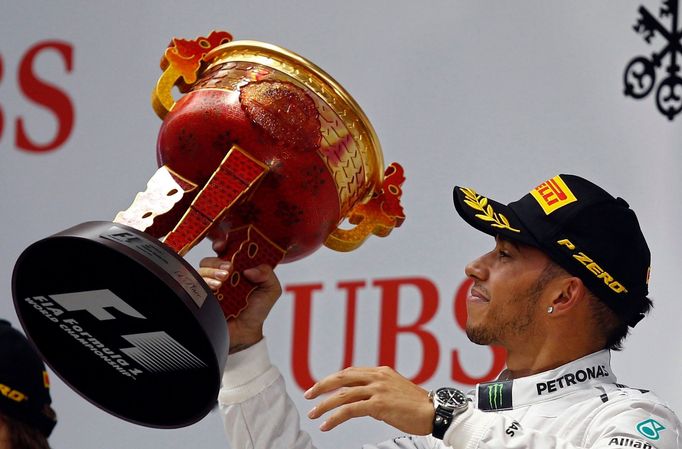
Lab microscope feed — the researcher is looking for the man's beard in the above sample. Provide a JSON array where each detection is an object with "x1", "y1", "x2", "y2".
[{"x1": 466, "y1": 269, "x2": 552, "y2": 346}]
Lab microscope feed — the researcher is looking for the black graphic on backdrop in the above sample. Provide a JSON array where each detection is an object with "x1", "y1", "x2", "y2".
[{"x1": 624, "y1": 0, "x2": 682, "y2": 120}]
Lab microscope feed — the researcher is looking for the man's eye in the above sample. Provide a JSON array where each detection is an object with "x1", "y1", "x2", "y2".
[{"x1": 498, "y1": 250, "x2": 510, "y2": 258}]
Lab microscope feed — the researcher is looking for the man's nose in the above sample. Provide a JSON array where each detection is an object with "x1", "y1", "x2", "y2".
[{"x1": 465, "y1": 254, "x2": 489, "y2": 281}]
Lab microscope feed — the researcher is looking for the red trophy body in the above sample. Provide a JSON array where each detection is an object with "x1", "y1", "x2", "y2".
[{"x1": 12, "y1": 32, "x2": 405, "y2": 428}]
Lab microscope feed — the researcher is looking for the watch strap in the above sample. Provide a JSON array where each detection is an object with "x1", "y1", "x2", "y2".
[
  {"x1": 431, "y1": 387, "x2": 468, "y2": 440},
  {"x1": 432, "y1": 408, "x2": 452, "y2": 439}
]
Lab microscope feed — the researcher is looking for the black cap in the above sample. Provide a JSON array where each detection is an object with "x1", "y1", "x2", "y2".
[
  {"x1": 0, "y1": 319, "x2": 57, "y2": 436},
  {"x1": 453, "y1": 174, "x2": 651, "y2": 327}
]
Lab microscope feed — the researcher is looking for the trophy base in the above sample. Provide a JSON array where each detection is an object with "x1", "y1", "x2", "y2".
[{"x1": 12, "y1": 221, "x2": 228, "y2": 428}]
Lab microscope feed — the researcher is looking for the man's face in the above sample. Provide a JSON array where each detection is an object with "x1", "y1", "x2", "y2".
[{"x1": 464, "y1": 236, "x2": 555, "y2": 347}]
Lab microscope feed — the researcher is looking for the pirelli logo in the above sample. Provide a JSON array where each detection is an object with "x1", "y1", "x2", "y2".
[{"x1": 530, "y1": 176, "x2": 577, "y2": 215}]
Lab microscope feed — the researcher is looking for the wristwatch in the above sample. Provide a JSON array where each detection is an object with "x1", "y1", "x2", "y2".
[{"x1": 430, "y1": 387, "x2": 469, "y2": 440}]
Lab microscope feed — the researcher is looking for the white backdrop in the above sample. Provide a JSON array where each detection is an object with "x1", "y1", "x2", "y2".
[{"x1": 1, "y1": 1, "x2": 680, "y2": 448}]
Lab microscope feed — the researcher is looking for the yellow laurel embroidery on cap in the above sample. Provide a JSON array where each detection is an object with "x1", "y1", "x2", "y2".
[
  {"x1": 530, "y1": 175, "x2": 577, "y2": 215},
  {"x1": 460, "y1": 187, "x2": 520, "y2": 233}
]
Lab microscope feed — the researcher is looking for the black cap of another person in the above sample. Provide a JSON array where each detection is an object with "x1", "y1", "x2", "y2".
[{"x1": 0, "y1": 319, "x2": 57, "y2": 436}]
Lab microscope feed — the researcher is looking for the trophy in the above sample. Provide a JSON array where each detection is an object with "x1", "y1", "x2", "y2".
[{"x1": 12, "y1": 31, "x2": 405, "y2": 428}]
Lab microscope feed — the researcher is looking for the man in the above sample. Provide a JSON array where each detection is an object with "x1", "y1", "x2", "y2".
[
  {"x1": 0, "y1": 319, "x2": 57, "y2": 449},
  {"x1": 200, "y1": 174, "x2": 681, "y2": 448}
]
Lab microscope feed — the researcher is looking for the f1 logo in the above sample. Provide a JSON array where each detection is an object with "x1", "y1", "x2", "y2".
[
  {"x1": 48, "y1": 289, "x2": 206, "y2": 371},
  {"x1": 51, "y1": 289, "x2": 145, "y2": 321}
]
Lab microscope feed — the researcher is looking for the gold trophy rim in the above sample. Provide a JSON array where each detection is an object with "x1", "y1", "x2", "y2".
[{"x1": 203, "y1": 39, "x2": 385, "y2": 194}]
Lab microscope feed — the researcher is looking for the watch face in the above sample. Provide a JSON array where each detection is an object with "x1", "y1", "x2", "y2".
[{"x1": 436, "y1": 387, "x2": 467, "y2": 409}]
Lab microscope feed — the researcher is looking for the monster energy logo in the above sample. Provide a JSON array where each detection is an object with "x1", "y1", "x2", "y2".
[
  {"x1": 479, "y1": 380, "x2": 512, "y2": 411},
  {"x1": 488, "y1": 383, "x2": 504, "y2": 409}
]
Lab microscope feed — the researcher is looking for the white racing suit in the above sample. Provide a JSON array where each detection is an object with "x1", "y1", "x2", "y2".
[{"x1": 219, "y1": 340, "x2": 681, "y2": 448}]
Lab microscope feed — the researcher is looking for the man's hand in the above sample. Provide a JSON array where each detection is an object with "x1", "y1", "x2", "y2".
[
  {"x1": 304, "y1": 366, "x2": 435, "y2": 435},
  {"x1": 198, "y1": 236, "x2": 282, "y2": 354}
]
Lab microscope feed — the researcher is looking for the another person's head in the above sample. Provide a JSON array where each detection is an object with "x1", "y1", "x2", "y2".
[
  {"x1": 453, "y1": 175, "x2": 651, "y2": 352},
  {"x1": 0, "y1": 320, "x2": 57, "y2": 449}
]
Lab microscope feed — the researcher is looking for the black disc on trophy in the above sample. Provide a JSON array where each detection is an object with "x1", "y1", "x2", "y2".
[{"x1": 12, "y1": 221, "x2": 228, "y2": 428}]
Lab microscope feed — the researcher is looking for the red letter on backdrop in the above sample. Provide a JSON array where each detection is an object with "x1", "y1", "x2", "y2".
[
  {"x1": 337, "y1": 280, "x2": 365, "y2": 368},
  {"x1": 288, "y1": 281, "x2": 366, "y2": 390},
  {"x1": 0, "y1": 54, "x2": 4, "y2": 144},
  {"x1": 16, "y1": 41, "x2": 74, "y2": 152},
  {"x1": 451, "y1": 278, "x2": 506, "y2": 384},
  {"x1": 288, "y1": 283, "x2": 324, "y2": 390},
  {"x1": 375, "y1": 277, "x2": 439, "y2": 384}
]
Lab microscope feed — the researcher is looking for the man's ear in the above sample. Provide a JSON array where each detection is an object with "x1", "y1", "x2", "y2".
[{"x1": 549, "y1": 276, "x2": 587, "y2": 314}]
